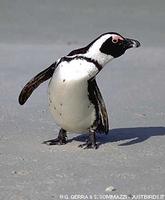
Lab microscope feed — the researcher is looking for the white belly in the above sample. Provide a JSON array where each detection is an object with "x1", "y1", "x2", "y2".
[{"x1": 48, "y1": 60, "x2": 98, "y2": 132}]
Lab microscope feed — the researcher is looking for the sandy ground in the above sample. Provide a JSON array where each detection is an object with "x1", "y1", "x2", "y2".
[{"x1": 0, "y1": 0, "x2": 165, "y2": 199}]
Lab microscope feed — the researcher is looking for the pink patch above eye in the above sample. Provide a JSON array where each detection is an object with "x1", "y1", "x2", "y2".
[{"x1": 112, "y1": 35, "x2": 124, "y2": 42}]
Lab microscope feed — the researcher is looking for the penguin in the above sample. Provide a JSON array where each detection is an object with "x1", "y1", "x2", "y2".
[{"x1": 18, "y1": 32, "x2": 140, "y2": 149}]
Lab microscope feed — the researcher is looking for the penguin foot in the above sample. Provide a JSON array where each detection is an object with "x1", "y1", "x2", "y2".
[
  {"x1": 78, "y1": 141, "x2": 98, "y2": 149},
  {"x1": 43, "y1": 128, "x2": 67, "y2": 145},
  {"x1": 78, "y1": 131, "x2": 98, "y2": 149},
  {"x1": 43, "y1": 137, "x2": 67, "y2": 145}
]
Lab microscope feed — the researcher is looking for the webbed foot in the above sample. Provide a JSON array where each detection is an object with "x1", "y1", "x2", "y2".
[
  {"x1": 78, "y1": 131, "x2": 98, "y2": 149},
  {"x1": 43, "y1": 129, "x2": 67, "y2": 145}
]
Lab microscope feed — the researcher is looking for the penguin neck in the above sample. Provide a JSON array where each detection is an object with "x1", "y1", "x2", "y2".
[
  {"x1": 67, "y1": 34, "x2": 114, "y2": 66},
  {"x1": 84, "y1": 49, "x2": 114, "y2": 66},
  {"x1": 83, "y1": 37, "x2": 114, "y2": 66}
]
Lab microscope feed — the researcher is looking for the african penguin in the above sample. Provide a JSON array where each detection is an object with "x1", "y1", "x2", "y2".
[{"x1": 19, "y1": 32, "x2": 140, "y2": 149}]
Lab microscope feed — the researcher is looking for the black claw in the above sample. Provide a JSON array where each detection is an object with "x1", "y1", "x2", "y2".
[
  {"x1": 84, "y1": 144, "x2": 97, "y2": 149},
  {"x1": 43, "y1": 138, "x2": 66, "y2": 145},
  {"x1": 78, "y1": 131, "x2": 98, "y2": 149},
  {"x1": 93, "y1": 143, "x2": 98, "y2": 149},
  {"x1": 78, "y1": 142, "x2": 98, "y2": 149},
  {"x1": 43, "y1": 129, "x2": 67, "y2": 146}
]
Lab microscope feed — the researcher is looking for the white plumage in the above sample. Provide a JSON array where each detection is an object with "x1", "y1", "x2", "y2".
[{"x1": 48, "y1": 58, "x2": 98, "y2": 132}]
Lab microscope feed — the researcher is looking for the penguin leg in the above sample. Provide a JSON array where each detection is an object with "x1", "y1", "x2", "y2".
[
  {"x1": 79, "y1": 130, "x2": 98, "y2": 149},
  {"x1": 43, "y1": 128, "x2": 67, "y2": 145}
]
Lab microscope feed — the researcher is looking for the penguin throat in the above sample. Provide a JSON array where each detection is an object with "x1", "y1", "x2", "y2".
[{"x1": 83, "y1": 50, "x2": 114, "y2": 66}]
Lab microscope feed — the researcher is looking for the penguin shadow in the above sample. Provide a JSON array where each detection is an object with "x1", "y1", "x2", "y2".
[{"x1": 71, "y1": 127, "x2": 165, "y2": 147}]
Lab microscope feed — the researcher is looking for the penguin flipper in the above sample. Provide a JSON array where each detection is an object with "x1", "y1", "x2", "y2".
[
  {"x1": 88, "y1": 79, "x2": 109, "y2": 134},
  {"x1": 18, "y1": 62, "x2": 56, "y2": 105}
]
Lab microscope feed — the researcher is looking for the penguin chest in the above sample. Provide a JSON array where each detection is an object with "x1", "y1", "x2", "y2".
[{"x1": 48, "y1": 61, "x2": 98, "y2": 132}]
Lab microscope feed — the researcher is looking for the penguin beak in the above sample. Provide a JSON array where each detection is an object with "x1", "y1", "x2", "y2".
[{"x1": 124, "y1": 38, "x2": 141, "y2": 49}]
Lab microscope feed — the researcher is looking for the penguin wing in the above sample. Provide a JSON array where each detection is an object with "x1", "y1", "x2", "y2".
[
  {"x1": 88, "y1": 79, "x2": 109, "y2": 134},
  {"x1": 18, "y1": 62, "x2": 56, "y2": 105}
]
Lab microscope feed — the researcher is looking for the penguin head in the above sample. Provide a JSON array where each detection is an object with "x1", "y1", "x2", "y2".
[
  {"x1": 68, "y1": 32, "x2": 140, "y2": 66},
  {"x1": 85, "y1": 32, "x2": 140, "y2": 65},
  {"x1": 99, "y1": 32, "x2": 140, "y2": 57}
]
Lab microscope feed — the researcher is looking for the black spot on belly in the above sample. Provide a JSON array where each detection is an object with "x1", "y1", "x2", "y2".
[
  {"x1": 88, "y1": 103, "x2": 91, "y2": 108},
  {"x1": 63, "y1": 79, "x2": 66, "y2": 82},
  {"x1": 49, "y1": 97, "x2": 52, "y2": 103}
]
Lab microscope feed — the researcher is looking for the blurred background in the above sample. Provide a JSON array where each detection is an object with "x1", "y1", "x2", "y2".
[{"x1": 0, "y1": 0, "x2": 165, "y2": 46}]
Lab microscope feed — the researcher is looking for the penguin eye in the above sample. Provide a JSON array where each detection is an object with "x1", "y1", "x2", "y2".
[{"x1": 112, "y1": 39, "x2": 118, "y2": 44}]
